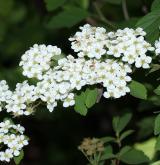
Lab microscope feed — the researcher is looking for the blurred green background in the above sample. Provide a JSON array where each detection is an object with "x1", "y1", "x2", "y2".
[{"x1": 0, "y1": 0, "x2": 159, "y2": 164}]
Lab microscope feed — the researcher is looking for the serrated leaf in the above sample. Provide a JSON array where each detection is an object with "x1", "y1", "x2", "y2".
[
  {"x1": 151, "y1": 0, "x2": 160, "y2": 11},
  {"x1": 14, "y1": 150, "x2": 24, "y2": 165},
  {"x1": 45, "y1": 0, "x2": 66, "y2": 11},
  {"x1": 120, "y1": 148, "x2": 150, "y2": 164},
  {"x1": 85, "y1": 88, "x2": 98, "y2": 108},
  {"x1": 47, "y1": 7, "x2": 88, "y2": 29},
  {"x1": 129, "y1": 80, "x2": 147, "y2": 100},
  {"x1": 154, "y1": 114, "x2": 160, "y2": 135},
  {"x1": 120, "y1": 130, "x2": 134, "y2": 141},
  {"x1": 74, "y1": 92, "x2": 87, "y2": 116},
  {"x1": 136, "y1": 9, "x2": 160, "y2": 43}
]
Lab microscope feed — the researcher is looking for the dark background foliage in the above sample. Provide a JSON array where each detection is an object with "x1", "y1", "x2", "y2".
[{"x1": 0, "y1": 0, "x2": 159, "y2": 164}]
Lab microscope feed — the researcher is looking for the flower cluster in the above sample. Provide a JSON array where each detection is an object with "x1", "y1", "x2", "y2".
[
  {"x1": 69, "y1": 24, "x2": 107, "y2": 59},
  {"x1": 5, "y1": 81, "x2": 38, "y2": 116},
  {"x1": 70, "y1": 24, "x2": 154, "y2": 68},
  {"x1": 106, "y1": 28, "x2": 154, "y2": 68},
  {"x1": 0, "y1": 81, "x2": 12, "y2": 111},
  {"x1": 0, "y1": 120, "x2": 28, "y2": 162},
  {"x1": 0, "y1": 24, "x2": 156, "y2": 163},
  {"x1": 78, "y1": 137, "x2": 104, "y2": 156},
  {"x1": 36, "y1": 55, "x2": 131, "y2": 112},
  {"x1": 19, "y1": 44, "x2": 61, "y2": 80},
  {"x1": 155, "y1": 38, "x2": 160, "y2": 55}
]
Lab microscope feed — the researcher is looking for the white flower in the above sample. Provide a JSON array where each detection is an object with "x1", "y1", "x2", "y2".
[
  {"x1": 20, "y1": 44, "x2": 62, "y2": 80},
  {"x1": 0, "y1": 120, "x2": 28, "y2": 163},
  {"x1": 135, "y1": 55, "x2": 152, "y2": 68},
  {"x1": 69, "y1": 24, "x2": 108, "y2": 59},
  {"x1": 63, "y1": 93, "x2": 75, "y2": 107}
]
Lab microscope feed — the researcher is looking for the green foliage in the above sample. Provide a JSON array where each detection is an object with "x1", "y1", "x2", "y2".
[
  {"x1": 119, "y1": 148, "x2": 150, "y2": 164},
  {"x1": 45, "y1": 0, "x2": 66, "y2": 11},
  {"x1": 47, "y1": 7, "x2": 88, "y2": 29},
  {"x1": 148, "y1": 64, "x2": 160, "y2": 75},
  {"x1": 129, "y1": 80, "x2": 147, "y2": 100},
  {"x1": 74, "y1": 91, "x2": 87, "y2": 116},
  {"x1": 154, "y1": 114, "x2": 160, "y2": 135},
  {"x1": 0, "y1": 0, "x2": 14, "y2": 17},
  {"x1": 119, "y1": 130, "x2": 134, "y2": 141},
  {"x1": 154, "y1": 85, "x2": 160, "y2": 95},
  {"x1": 85, "y1": 88, "x2": 98, "y2": 108},
  {"x1": 151, "y1": 161, "x2": 160, "y2": 165},
  {"x1": 136, "y1": 9, "x2": 160, "y2": 42},
  {"x1": 100, "y1": 145, "x2": 115, "y2": 160},
  {"x1": 151, "y1": 0, "x2": 160, "y2": 11},
  {"x1": 14, "y1": 150, "x2": 24, "y2": 165},
  {"x1": 155, "y1": 135, "x2": 160, "y2": 151},
  {"x1": 112, "y1": 113, "x2": 132, "y2": 134},
  {"x1": 74, "y1": 87, "x2": 98, "y2": 116},
  {"x1": 135, "y1": 138, "x2": 156, "y2": 160}
]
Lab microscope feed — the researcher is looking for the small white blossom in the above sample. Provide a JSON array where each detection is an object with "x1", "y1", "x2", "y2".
[
  {"x1": 0, "y1": 120, "x2": 28, "y2": 163},
  {"x1": 20, "y1": 44, "x2": 61, "y2": 80}
]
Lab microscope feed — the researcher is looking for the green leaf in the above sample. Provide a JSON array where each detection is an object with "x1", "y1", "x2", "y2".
[
  {"x1": 119, "y1": 146, "x2": 132, "y2": 157},
  {"x1": 74, "y1": 92, "x2": 88, "y2": 116},
  {"x1": 137, "y1": 117, "x2": 154, "y2": 139},
  {"x1": 112, "y1": 116, "x2": 120, "y2": 133},
  {"x1": 76, "y1": 0, "x2": 89, "y2": 9},
  {"x1": 136, "y1": 9, "x2": 160, "y2": 43},
  {"x1": 14, "y1": 150, "x2": 24, "y2": 165},
  {"x1": 45, "y1": 0, "x2": 66, "y2": 11},
  {"x1": 47, "y1": 7, "x2": 88, "y2": 29},
  {"x1": 154, "y1": 85, "x2": 160, "y2": 95},
  {"x1": 155, "y1": 135, "x2": 160, "y2": 151},
  {"x1": 117, "y1": 113, "x2": 132, "y2": 134},
  {"x1": 85, "y1": 88, "x2": 98, "y2": 108},
  {"x1": 129, "y1": 80, "x2": 147, "y2": 100},
  {"x1": 151, "y1": 0, "x2": 160, "y2": 11},
  {"x1": 134, "y1": 138, "x2": 156, "y2": 160},
  {"x1": 100, "y1": 145, "x2": 115, "y2": 160},
  {"x1": 120, "y1": 130, "x2": 134, "y2": 141},
  {"x1": 101, "y1": 136, "x2": 116, "y2": 143},
  {"x1": 120, "y1": 148, "x2": 150, "y2": 164},
  {"x1": 151, "y1": 161, "x2": 160, "y2": 165},
  {"x1": 147, "y1": 64, "x2": 160, "y2": 75},
  {"x1": 154, "y1": 114, "x2": 160, "y2": 135},
  {"x1": 112, "y1": 113, "x2": 132, "y2": 134}
]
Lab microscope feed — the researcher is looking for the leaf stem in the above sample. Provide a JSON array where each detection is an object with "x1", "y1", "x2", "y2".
[{"x1": 122, "y1": 0, "x2": 129, "y2": 20}]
